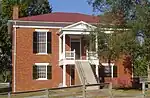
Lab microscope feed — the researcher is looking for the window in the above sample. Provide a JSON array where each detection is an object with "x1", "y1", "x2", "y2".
[
  {"x1": 104, "y1": 66, "x2": 111, "y2": 77},
  {"x1": 104, "y1": 66, "x2": 117, "y2": 77},
  {"x1": 33, "y1": 63, "x2": 52, "y2": 80},
  {"x1": 33, "y1": 30, "x2": 51, "y2": 54}
]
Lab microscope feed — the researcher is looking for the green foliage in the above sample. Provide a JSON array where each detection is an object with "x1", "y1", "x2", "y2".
[
  {"x1": 0, "y1": 14, "x2": 12, "y2": 82},
  {"x1": 88, "y1": 0, "x2": 134, "y2": 20},
  {"x1": 28, "y1": 0, "x2": 52, "y2": 16},
  {"x1": 89, "y1": 0, "x2": 150, "y2": 76},
  {"x1": 0, "y1": 0, "x2": 52, "y2": 82},
  {"x1": 1, "y1": 0, "x2": 52, "y2": 19},
  {"x1": 133, "y1": 57, "x2": 148, "y2": 76}
]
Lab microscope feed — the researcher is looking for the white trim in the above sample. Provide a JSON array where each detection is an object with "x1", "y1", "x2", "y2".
[
  {"x1": 35, "y1": 29, "x2": 49, "y2": 32},
  {"x1": 96, "y1": 65, "x2": 99, "y2": 80},
  {"x1": 101, "y1": 63, "x2": 114, "y2": 66},
  {"x1": 13, "y1": 21, "x2": 17, "y2": 92},
  {"x1": 35, "y1": 63, "x2": 49, "y2": 65},
  {"x1": 13, "y1": 25, "x2": 62, "y2": 29},
  {"x1": 63, "y1": 34, "x2": 66, "y2": 59},
  {"x1": 64, "y1": 31, "x2": 90, "y2": 35},
  {"x1": 34, "y1": 63, "x2": 49, "y2": 80},
  {"x1": 64, "y1": 21, "x2": 97, "y2": 29},
  {"x1": 111, "y1": 64, "x2": 114, "y2": 79},
  {"x1": 35, "y1": 31, "x2": 48, "y2": 54},
  {"x1": 95, "y1": 34, "x2": 98, "y2": 52},
  {"x1": 59, "y1": 36, "x2": 61, "y2": 60},
  {"x1": 9, "y1": 20, "x2": 75, "y2": 24},
  {"x1": 46, "y1": 32, "x2": 47, "y2": 53},
  {"x1": 36, "y1": 53, "x2": 48, "y2": 55},
  {"x1": 102, "y1": 63, "x2": 115, "y2": 79},
  {"x1": 36, "y1": 78, "x2": 48, "y2": 80},
  {"x1": 63, "y1": 65, "x2": 67, "y2": 87}
]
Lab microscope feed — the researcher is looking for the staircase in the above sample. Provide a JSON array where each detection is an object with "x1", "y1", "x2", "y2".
[{"x1": 75, "y1": 60, "x2": 98, "y2": 89}]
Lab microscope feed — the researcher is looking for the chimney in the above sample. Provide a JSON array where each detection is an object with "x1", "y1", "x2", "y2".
[{"x1": 13, "y1": 6, "x2": 19, "y2": 20}]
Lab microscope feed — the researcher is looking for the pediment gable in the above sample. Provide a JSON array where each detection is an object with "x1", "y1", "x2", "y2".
[{"x1": 63, "y1": 21, "x2": 96, "y2": 30}]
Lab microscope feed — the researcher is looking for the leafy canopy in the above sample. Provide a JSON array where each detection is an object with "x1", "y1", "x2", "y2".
[{"x1": 88, "y1": 0, "x2": 150, "y2": 76}]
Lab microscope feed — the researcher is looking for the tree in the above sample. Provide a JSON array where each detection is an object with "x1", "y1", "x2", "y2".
[
  {"x1": 129, "y1": 1, "x2": 150, "y2": 78},
  {"x1": 28, "y1": 0, "x2": 52, "y2": 16},
  {"x1": 1, "y1": 0, "x2": 52, "y2": 19},
  {"x1": 0, "y1": 14, "x2": 12, "y2": 82},
  {"x1": 88, "y1": 0, "x2": 150, "y2": 78},
  {"x1": 0, "y1": 0, "x2": 52, "y2": 82}
]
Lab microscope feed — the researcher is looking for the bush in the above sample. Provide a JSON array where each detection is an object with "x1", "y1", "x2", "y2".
[{"x1": 112, "y1": 75, "x2": 132, "y2": 89}]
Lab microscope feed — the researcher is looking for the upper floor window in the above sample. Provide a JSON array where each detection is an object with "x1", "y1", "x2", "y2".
[{"x1": 33, "y1": 29, "x2": 51, "y2": 54}]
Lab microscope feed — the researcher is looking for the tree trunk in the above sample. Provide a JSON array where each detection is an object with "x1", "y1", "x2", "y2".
[
  {"x1": 2, "y1": 71, "x2": 8, "y2": 83},
  {"x1": 148, "y1": 64, "x2": 150, "y2": 88},
  {"x1": 108, "y1": 58, "x2": 112, "y2": 82}
]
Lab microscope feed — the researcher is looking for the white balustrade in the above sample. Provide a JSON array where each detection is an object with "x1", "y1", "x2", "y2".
[
  {"x1": 65, "y1": 49, "x2": 76, "y2": 60},
  {"x1": 86, "y1": 51, "x2": 98, "y2": 60}
]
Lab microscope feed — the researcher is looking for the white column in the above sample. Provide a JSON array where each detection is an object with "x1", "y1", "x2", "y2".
[
  {"x1": 63, "y1": 64, "x2": 67, "y2": 87},
  {"x1": 96, "y1": 65, "x2": 99, "y2": 82},
  {"x1": 95, "y1": 34, "x2": 98, "y2": 52},
  {"x1": 63, "y1": 34, "x2": 66, "y2": 59},
  {"x1": 111, "y1": 64, "x2": 114, "y2": 79}
]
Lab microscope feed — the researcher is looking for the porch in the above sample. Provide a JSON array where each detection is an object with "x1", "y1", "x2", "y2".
[
  {"x1": 58, "y1": 21, "x2": 99, "y2": 66},
  {"x1": 58, "y1": 21, "x2": 100, "y2": 87}
]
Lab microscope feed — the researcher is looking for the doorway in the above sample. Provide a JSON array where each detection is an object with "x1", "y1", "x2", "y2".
[
  {"x1": 71, "y1": 39, "x2": 81, "y2": 59},
  {"x1": 70, "y1": 65, "x2": 75, "y2": 85}
]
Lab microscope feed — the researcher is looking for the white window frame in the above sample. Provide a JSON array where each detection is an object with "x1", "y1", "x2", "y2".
[
  {"x1": 35, "y1": 63, "x2": 49, "y2": 80},
  {"x1": 35, "y1": 29, "x2": 49, "y2": 55},
  {"x1": 102, "y1": 63, "x2": 114, "y2": 78}
]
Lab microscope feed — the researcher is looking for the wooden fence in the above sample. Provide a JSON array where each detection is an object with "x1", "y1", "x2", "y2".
[{"x1": 0, "y1": 82, "x2": 150, "y2": 98}]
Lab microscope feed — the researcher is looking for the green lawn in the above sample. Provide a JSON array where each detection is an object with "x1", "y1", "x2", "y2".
[{"x1": 0, "y1": 89, "x2": 149, "y2": 98}]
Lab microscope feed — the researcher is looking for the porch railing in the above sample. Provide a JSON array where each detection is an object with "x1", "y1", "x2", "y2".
[
  {"x1": 65, "y1": 50, "x2": 75, "y2": 60},
  {"x1": 86, "y1": 51, "x2": 98, "y2": 60}
]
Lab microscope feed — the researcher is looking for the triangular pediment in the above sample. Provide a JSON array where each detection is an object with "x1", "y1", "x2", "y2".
[{"x1": 63, "y1": 21, "x2": 96, "y2": 30}]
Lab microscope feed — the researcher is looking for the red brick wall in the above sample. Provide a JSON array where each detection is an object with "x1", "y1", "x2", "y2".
[
  {"x1": 12, "y1": 28, "x2": 63, "y2": 92},
  {"x1": 66, "y1": 35, "x2": 71, "y2": 51},
  {"x1": 12, "y1": 27, "x2": 133, "y2": 92},
  {"x1": 102, "y1": 55, "x2": 132, "y2": 88}
]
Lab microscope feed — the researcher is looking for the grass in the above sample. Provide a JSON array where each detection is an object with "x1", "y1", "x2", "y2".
[
  {"x1": 0, "y1": 91, "x2": 45, "y2": 98},
  {"x1": 0, "y1": 88, "x2": 149, "y2": 98}
]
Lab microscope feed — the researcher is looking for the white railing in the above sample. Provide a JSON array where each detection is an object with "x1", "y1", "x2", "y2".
[
  {"x1": 65, "y1": 49, "x2": 75, "y2": 60},
  {"x1": 86, "y1": 51, "x2": 98, "y2": 60}
]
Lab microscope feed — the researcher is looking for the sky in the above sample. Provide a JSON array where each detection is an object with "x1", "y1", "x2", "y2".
[{"x1": 48, "y1": 0, "x2": 98, "y2": 15}]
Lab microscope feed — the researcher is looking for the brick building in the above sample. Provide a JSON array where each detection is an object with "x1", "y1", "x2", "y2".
[{"x1": 8, "y1": 8, "x2": 132, "y2": 92}]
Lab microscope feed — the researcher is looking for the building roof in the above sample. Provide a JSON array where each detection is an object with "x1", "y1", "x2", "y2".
[{"x1": 18, "y1": 12, "x2": 99, "y2": 23}]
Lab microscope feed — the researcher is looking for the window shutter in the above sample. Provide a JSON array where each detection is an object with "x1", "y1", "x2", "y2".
[
  {"x1": 47, "y1": 32, "x2": 51, "y2": 53},
  {"x1": 33, "y1": 65, "x2": 37, "y2": 79},
  {"x1": 113, "y1": 66, "x2": 117, "y2": 77},
  {"x1": 33, "y1": 32, "x2": 38, "y2": 53},
  {"x1": 47, "y1": 65, "x2": 52, "y2": 79}
]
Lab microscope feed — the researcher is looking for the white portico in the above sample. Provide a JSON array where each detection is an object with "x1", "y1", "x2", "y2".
[{"x1": 58, "y1": 21, "x2": 99, "y2": 87}]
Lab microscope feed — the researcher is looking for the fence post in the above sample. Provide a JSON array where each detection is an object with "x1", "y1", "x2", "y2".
[
  {"x1": 8, "y1": 92, "x2": 11, "y2": 98},
  {"x1": 142, "y1": 82, "x2": 145, "y2": 98},
  {"x1": 109, "y1": 82, "x2": 113, "y2": 98},
  {"x1": 82, "y1": 77, "x2": 86, "y2": 98},
  {"x1": 8, "y1": 82, "x2": 11, "y2": 98},
  {"x1": 46, "y1": 89, "x2": 49, "y2": 98}
]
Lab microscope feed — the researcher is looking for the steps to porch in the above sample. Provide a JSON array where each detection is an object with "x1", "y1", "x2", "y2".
[{"x1": 75, "y1": 60, "x2": 99, "y2": 90}]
